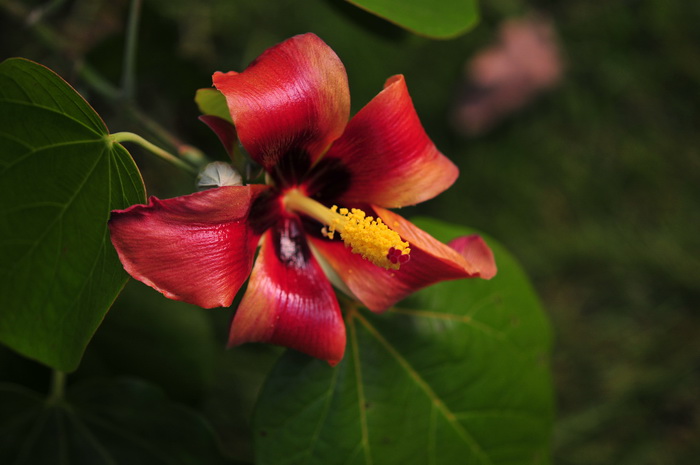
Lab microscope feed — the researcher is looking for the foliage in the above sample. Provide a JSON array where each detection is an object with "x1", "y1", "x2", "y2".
[
  {"x1": 0, "y1": 378, "x2": 226, "y2": 464},
  {"x1": 0, "y1": 58, "x2": 145, "y2": 371},
  {"x1": 0, "y1": 52, "x2": 553, "y2": 463},
  {"x1": 345, "y1": 0, "x2": 479, "y2": 38},
  {"x1": 3, "y1": 0, "x2": 697, "y2": 464},
  {"x1": 254, "y1": 219, "x2": 553, "y2": 464}
]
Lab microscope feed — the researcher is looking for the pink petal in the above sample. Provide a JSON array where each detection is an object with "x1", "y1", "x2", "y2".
[
  {"x1": 449, "y1": 235, "x2": 497, "y2": 280},
  {"x1": 322, "y1": 75, "x2": 458, "y2": 208},
  {"x1": 308, "y1": 207, "x2": 493, "y2": 312},
  {"x1": 213, "y1": 33, "x2": 350, "y2": 172},
  {"x1": 229, "y1": 217, "x2": 346, "y2": 365},
  {"x1": 198, "y1": 115, "x2": 237, "y2": 158},
  {"x1": 108, "y1": 186, "x2": 268, "y2": 309}
]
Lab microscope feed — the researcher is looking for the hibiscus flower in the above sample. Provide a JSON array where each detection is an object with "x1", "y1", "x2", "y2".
[{"x1": 109, "y1": 33, "x2": 496, "y2": 365}]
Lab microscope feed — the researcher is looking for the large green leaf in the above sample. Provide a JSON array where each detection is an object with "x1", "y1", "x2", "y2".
[
  {"x1": 253, "y1": 218, "x2": 553, "y2": 464},
  {"x1": 346, "y1": 0, "x2": 479, "y2": 38},
  {"x1": 0, "y1": 58, "x2": 146, "y2": 371},
  {"x1": 0, "y1": 378, "x2": 227, "y2": 464}
]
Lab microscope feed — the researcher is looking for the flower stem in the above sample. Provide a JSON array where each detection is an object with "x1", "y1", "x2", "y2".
[
  {"x1": 47, "y1": 370, "x2": 65, "y2": 404},
  {"x1": 121, "y1": 0, "x2": 143, "y2": 102},
  {"x1": 1, "y1": 0, "x2": 208, "y2": 166},
  {"x1": 2, "y1": 0, "x2": 121, "y2": 100},
  {"x1": 111, "y1": 132, "x2": 199, "y2": 175}
]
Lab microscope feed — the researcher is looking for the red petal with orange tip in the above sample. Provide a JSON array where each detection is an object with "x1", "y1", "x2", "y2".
[
  {"x1": 108, "y1": 185, "x2": 268, "y2": 309},
  {"x1": 309, "y1": 207, "x2": 493, "y2": 312},
  {"x1": 213, "y1": 33, "x2": 350, "y2": 171},
  {"x1": 229, "y1": 217, "x2": 346, "y2": 365},
  {"x1": 323, "y1": 75, "x2": 458, "y2": 208},
  {"x1": 449, "y1": 235, "x2": 497, "y2": 280}
]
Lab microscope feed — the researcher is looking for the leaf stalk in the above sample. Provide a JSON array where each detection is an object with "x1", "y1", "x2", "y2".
[
  {"x1": 110, "y1": 132, "x2": 199, "y2": 175},
  {"x1": 47, "y1": 370, "x2": 66, "y2": 404}
]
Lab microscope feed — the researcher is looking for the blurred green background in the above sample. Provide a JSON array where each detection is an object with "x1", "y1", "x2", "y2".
[{"x1": 1, "y1": 0, "x2": 698, "y2": 463}]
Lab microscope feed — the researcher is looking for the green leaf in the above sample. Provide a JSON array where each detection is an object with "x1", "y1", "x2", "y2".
[
  {"x1": 86, "y1": 280, "x2": 218, "y2": 403},
  {"x1": 346, "y1": 0, "x2": 479, "y2": 38},
  {"x1": 195, "y1": 88, "x2": 232, "y2": 123},
  {"x1": 0, "y1": 378, "x2": 227, "y2": 464},
  {"x1": 253, "y1": 218, "x2": 553, "y2": 464},
  {"x1": 0, "y1": 58, "x2": 146, "y2": 371}
]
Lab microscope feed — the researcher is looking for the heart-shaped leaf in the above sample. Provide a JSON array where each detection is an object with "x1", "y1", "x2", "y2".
[
  {"x1": 0, "y1": 58, "x2": 146, "y2": 371},
  {"x1": 346, "y1": 0, "x2": 479, "y2": 38},
  {"x1": 253, "y1": 218, "x2": 553, "y2": 464},
  {"x1": 0, "y1": 378, "x2": 227, "y2": 464}
]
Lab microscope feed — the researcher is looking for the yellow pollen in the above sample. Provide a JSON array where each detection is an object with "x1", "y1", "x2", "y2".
[
  {"x1": 326, "y1": 206, "x2": 410, "y2": 270},
  {"x1": 284, "y1": 189, "x2": 410, "y2": 270}
]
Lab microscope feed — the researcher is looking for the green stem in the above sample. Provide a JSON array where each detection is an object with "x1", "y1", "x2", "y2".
[
  {"x1": 26, "y1": 0, "x2": 67, "y2": 25},
  {"x1": 121, "y1": 106, "x2": 206, "y2": 166},
  {"x1": 1, "y1": 0, "x2": 208, "y2": 165},
  {"x1": 76, "y1": 59, "x2": 121, "y2": 101},
  {"x1": 121, "y1": 0, "x2": 142, "y2": 101},
  {"x1": 111, "y1": 132, "x2": 199, "y2": 175},
  {"x1": 47, "y1": 370, "x2": 65, "y2": 404}
]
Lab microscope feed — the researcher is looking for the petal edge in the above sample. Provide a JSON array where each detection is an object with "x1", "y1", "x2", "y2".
[
  {"x1": 322, "y1": 75, "x2": 458, "y2": 207},
  {"x1": 309, "y1": 207, "x2": 490, "y2": 311},
  {"x1": 449, "y1": 235, "x2": 497, "y2": 280},
  {"x1": 229, "y1": 218, "x2": 346, "y2": 365},
  {"x1": 108, "y1": 186, "x2": 267, "y2": 308},
  {"x1": 213, "y1": 33, "x2": 350, "y2": 171}
]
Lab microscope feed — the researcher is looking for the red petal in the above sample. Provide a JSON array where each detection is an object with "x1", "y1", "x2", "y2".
[
  {"x1": 308, "y1": 207, "x2": 490, "y2": 312},
  {"x1": 199, "y1": 115, "x2": 237, "y2": 158},
  {"x1": 323, "y1": 75, "x2": 458, "y2": 208},
  {"x1": 213, "y1": 33, "x2": 350, "y2": 171},
  {"x1": 229, "y1": 217, "x2": 346, "y2": 365},
  {"x1": 449, "y1": 235, "x2": 497, "y2": 280},
  {"x1": 108, "y1": 186, "x2": 268, "y2": 308}
]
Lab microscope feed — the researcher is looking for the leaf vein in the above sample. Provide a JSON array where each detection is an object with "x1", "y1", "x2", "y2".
[
  {"x1": 0, "y1": 138, "x2": 104, "y2": 174},
  {"x1": 388, "y1": 307, "x2": 507, "y2": 341},
  {"x1": 355, "y1": 311, "x2": 493, "y2": 465},
  {"x1": 349, "y1": 312, "x2": 373, "y2": 465},
  {"x1": 75, "y1": 409, "x2": 175, "y2": 463},
  {"x1": 2, "y1": 144, "x2": 107, "y2": 271},
  {"x1": 0, "y1": 97, "x2": 104, "y2": 138},
  {"x1": 12, "y1": 407, "x2": 51, "y2": 465},
  {"x1": 9, "y1": 64, "x2": 106, "y2": 134},
  {"x1": 302, "y1": 361, "x2": 341, "y2": 462}
]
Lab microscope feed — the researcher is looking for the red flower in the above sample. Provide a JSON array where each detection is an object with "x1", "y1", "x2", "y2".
[{"x1": 109, "y1": 33, "x2": 496, "y2": 365}]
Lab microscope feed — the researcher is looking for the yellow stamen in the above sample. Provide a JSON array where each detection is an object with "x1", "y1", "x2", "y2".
[{"x1": 284, "y1": 189, "x2": 410, "y2": 270}]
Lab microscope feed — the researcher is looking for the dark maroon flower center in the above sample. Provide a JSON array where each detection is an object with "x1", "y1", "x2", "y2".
[{"x1": 268, "y1": 149, "x2": 352, "y2": 203}]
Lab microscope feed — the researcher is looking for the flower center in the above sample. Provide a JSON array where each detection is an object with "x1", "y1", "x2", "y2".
[{"x1": 284, "y1": 189, "x2": 410, "y2": 270}]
